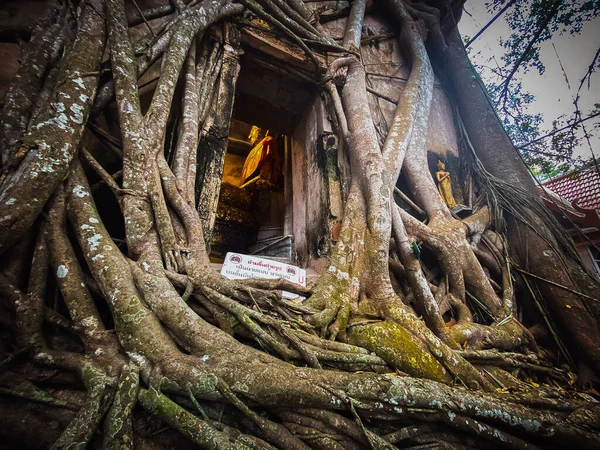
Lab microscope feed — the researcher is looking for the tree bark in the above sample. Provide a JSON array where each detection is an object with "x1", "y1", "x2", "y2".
[
  {"x1": 1, "y1": 0, "x2": 599, "y2": 448},
  {"x1": 441, "y1": 26, "x2": 600, "y2": 377}
]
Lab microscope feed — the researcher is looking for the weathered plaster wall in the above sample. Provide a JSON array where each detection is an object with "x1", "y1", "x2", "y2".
[
  {"x1": 0, "y1": 43, "x2": 20, "y2": 101},
  {"x1": 286, "y1": 9, "x2": 467, "y2": 268},
  {"x1": 291, "y1": 96, "x2": 336, "y2": 267},
  {"x1": 291, "y1": 106, "x2": 311, "y2": 267},
  {"x1": 363, "y1": 13, "x2": 464, "y2": 200},
  {"x1": 0, "y1": 2, "x2": 469, "y2": 268},
  {"x1": 0, "y1": 0, "x2": 46, "y2": 102},
  {"x1": 0, "y1": 0, "x2": 169, "y2": 102}
]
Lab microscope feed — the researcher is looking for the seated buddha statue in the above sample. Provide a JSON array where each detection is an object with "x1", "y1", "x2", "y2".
[{"x1": 240, "y1": 126, "x2": 281, "y2": 189}]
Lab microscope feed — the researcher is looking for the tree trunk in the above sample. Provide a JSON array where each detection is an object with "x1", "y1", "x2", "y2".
[
  {"x1": 0, "y1": 0, "x2": 599, "y2": 448},
  {"x1": 441, "y1": 26, "x2": 600, "y2": 379}
]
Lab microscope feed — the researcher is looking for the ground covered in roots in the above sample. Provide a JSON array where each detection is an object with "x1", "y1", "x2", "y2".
[{"x1": 1, "y1": 0, "x2": 600, "y2": 449}]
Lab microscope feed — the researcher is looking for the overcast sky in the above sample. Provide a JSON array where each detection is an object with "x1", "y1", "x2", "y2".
[{"x1": 458, "y1": 2, "x2": 600, "y2": 165}]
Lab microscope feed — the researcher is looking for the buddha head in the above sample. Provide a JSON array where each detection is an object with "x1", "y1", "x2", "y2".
[
  {"x1": 437, "y1": 161, "x2": 446, "y2": 171},
  {"x1": 248, "y1": 125, "x2": 262, "y2": 145}
]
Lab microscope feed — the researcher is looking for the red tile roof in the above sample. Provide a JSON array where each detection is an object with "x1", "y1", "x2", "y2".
[{"x1": 542, "y1": 169, "x2": 600, "y2": 212}]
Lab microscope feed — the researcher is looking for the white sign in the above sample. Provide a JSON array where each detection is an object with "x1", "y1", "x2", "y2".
[{"x1": 220, "y1": 252, "x2": 306, "y2": 299}]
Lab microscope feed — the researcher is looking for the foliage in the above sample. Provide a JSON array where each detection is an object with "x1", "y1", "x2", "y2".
[
  {"x1": 489, "y1": 0, "x2": 600, "y2": 78},
  {"x1": 468, "y1": 0, "x2": 600, "y2": 178}
]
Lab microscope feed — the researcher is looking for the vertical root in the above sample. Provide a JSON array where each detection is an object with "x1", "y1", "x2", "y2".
[{"x1": 103, "y1": 363, "x2": 140, "y2": 450}]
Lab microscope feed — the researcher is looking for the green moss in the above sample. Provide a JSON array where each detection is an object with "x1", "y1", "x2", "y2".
[
  {"x1": 348, "y1": 322, "x2": 450, "y2": 383},
  {"x1": 138, "y1": 387, "x2": 242, "y2": 449},
  {"x1": 325, "y1": 146, "x2": 340, "y2": 181},
  {"x1": 81, "y1": 363, "x2": 108, "y2": 392}
]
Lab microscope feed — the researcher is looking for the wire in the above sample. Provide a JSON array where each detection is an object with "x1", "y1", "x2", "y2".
[
  {"x1": 465, "y1": 0, "x2": 516, "y2": 49},
  {"x1": 516, "y1": 112, "x2": 600, "y2": 149}
]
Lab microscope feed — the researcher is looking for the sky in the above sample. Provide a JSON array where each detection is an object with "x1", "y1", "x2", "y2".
[{"x1": 458, "y1": 1, "x2": 600, "y2": 168}]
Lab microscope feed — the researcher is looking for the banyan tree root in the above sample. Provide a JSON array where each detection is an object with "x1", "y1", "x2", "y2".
[{"x1": 0, "y1": 0, "x2": 599, "y2": 448}]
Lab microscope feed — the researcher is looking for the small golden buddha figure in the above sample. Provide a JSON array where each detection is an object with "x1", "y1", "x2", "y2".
[{"x1": 436, "y1": 161, "x2": 458, "y2": 209}]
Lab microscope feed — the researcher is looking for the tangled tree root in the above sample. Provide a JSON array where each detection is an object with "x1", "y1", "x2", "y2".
[{"x1": 0, "y1": 0, "x2": 599, "y2": 448}]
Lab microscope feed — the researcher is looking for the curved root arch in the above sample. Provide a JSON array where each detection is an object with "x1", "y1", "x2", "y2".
[{"x1": 0, "y1": 0, "x2": 599, "y2": 448}]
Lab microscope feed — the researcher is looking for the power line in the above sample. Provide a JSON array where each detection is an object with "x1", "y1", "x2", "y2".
[
  {"x1": 516, "y1": 112, "x2": 600, "y2": 149},
  {"x1": 465, "y1": 0, "x2": 516, "y2": 49}
]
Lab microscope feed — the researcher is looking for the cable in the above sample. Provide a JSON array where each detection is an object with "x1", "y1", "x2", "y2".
[{"x1": 465, "y1": 0, "x2": 516, "y2": 49}]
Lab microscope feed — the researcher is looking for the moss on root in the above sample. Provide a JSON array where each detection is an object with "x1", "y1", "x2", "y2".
[{"x1": 347, "y1": 321, "x2": 451, "y2": 383}]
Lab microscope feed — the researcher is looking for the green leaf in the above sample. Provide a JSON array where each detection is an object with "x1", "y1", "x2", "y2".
[{"x1": 411, "y1": 241, "x2": 421, "y2": 259}]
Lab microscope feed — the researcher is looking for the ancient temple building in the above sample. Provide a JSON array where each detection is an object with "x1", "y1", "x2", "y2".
[{"x1": 194, "y1": 15, "x2": 470, "y2": 270}]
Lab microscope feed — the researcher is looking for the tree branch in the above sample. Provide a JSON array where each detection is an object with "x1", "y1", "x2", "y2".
[{"x1": 497, "y1": 0, "x2": 561, "y2": 105}]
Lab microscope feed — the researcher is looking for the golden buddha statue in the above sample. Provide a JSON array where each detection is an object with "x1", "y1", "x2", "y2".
[
  {"x1": 241, "y1": 127, "x2": 281, "y2": 189},
  {"x1": 435, "y1": 161, "x2": 458, "y2": 209}
]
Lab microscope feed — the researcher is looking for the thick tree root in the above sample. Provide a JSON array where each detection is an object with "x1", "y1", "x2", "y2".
[{"x1": 1, "y1": 0, "x2": 599, "y2": 448}]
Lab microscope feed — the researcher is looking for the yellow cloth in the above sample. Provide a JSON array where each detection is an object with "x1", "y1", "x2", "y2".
[
  {"x1": 241, "y1": 136, "x2": 281, "y2": 186},
  {"x1": 436, "y1": 171, "x2": 458, "y2": 209}
]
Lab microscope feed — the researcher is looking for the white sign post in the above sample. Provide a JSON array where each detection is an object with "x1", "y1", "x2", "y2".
[{"x1": 220, "y1": 252, "x2": 306, "y2": 299}]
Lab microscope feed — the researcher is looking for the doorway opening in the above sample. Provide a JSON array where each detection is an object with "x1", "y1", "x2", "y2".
[
  {"x1": 207, "y1": 36, "x2": 319, "y2": 264},
  {"x1": 209, "y1": 119, "x2": 292, "y2": 262}
]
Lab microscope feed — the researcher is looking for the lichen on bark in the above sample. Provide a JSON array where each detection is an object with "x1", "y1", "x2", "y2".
[{"x1": 0, "y1": 0, "x2": 599, "y2": 448}]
